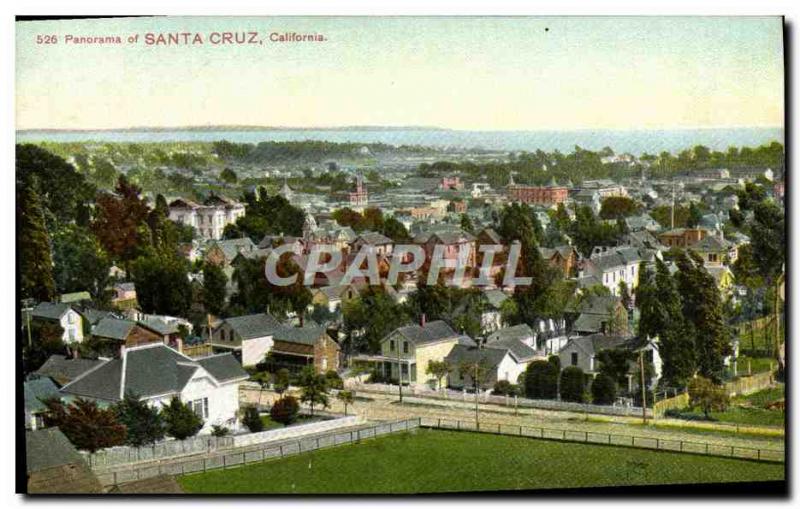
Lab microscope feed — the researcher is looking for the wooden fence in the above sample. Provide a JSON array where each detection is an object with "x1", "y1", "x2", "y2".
[
  {"x1": 97, "y1": 418, "x2": 421, "y2": 487},
  {"x1": 419, "y1": 417, "x2": 784, "y2": 464}
]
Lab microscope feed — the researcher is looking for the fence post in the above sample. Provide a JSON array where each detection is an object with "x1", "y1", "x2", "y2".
[
  {"x1": 279, "y1": 445, "x2": 284, "y2": 457},
  {"x1": 438, "y1": 418, "x2": 441, "y2": 428},
  {"x1": 519, "y1": 425, "x2": 523, "y2": 436},
  {"x1": 585, "y1": 431, "x2": 588, "y2": 442},
  {"x1": 656, "y1": 438, "x2": 659, "y2": 450},
  {"x1": 498, "y1": 423, "x2": 501, "y2": 434}
]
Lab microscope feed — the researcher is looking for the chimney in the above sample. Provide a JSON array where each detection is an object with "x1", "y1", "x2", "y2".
[{"x1": 420, "y1": 313, "x2": 426, "y2": 327}]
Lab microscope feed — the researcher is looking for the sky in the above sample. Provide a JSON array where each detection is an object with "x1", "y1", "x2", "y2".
[{"x1": 16, "y1": 16, "x2": 785, "y2": 131}]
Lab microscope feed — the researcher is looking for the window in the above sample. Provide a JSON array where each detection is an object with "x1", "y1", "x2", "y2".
[
  {"x1": 571, "y1": 352, "x2": 578, "y2": 366},
  {"x1": 403, "y1": 342, "x2": 409, "y2": 354},
  {"x1": 190, "y1": 398, "x2": 209, "y2": 419},
  {"x1": 389, "y1": 340, "x2": 395, "y2": 352}
]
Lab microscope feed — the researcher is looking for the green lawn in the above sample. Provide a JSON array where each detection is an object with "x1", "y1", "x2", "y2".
[
  {"x1": 178, "y1": 429, "x2": 783, "y2": 494},
  {"x1": 668, "y1": 386, "x2": 785, "y2": 428}
]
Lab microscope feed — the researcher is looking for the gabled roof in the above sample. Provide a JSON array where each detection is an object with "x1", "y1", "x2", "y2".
[
  {"x1": 563, "y1": 333, "x2": 643, "y2": 358},
  {"x1": 414, "y1": 228, "x2": 475, "y2": 245},
  {"x1": 26, "y1": 428, "x2": 85, "y2": 473},
  {"x1": 354, "y1": 231, "x2": 393, "y2": 246},
  {"x1": 77, "y1": 308, "x2": 114, "y2": 326},
  {"x1": 693, "y1": 234, "x2": 734, "y2": 252},
  {"x1": 35, "y1": 355, "x2": 105, "y2": 386},
  {"x1": 389, "y1": 320, "x2": 459, "y2": 346},
  {"x1": 24, "y1": 377, "x2": 61, "y2": 413},
  {"x1": 30, "y1": 302, "x2": 73, "y2": 321},
  {"x1": 223, "y1": 313, "x2": 283, "y2": 340},
  {"x1": 272, "y1": 325, "x2": 328, "y2": 346},
  {"x1": 477, "y1": 228, "x2": 502, "y2": 244},
  {"x1": 92, "y1": 316, "x2": 137, "y2": 341},
  {"x1": 209, "y1": 237, "x2": 257, "y2": 262},
  {"x1": 487, "y1": 324, "x2": 534, "y2": 344},
  {"x1": 445, "y1": 344, "x2": 511, "y2": 370},
  {"x1": 482, "y1": 289, "x2": 510, "y2": 309},
  {"x1": 567, "y1": 295, "x2": 621, "y2": 316},
  {"x1": 60, "y1": 344, "x2": 247, "y2": 402}
]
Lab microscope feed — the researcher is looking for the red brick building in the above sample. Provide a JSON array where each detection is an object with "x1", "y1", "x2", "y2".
[{"x1": 507, "y1": 184, "x2": 569, "y2": 206}]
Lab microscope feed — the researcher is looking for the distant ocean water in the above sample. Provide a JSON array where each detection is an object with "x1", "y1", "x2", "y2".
[{"x1": 15, "y1": 127, "x2": 784, "y2": 155}]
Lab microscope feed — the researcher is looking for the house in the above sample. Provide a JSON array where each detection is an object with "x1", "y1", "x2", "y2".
[
  {"x1": 60, "y1": 343, "x2": 248, "y2": 433},
  {"x1": 24, "y1": 376, "x2": 61, "y2": 430},
  {"x1": 507, "y1": 182, "x2": 569, "y2": 207},
  {"x1": 539, "y1": 245, "x2": 579, "y2": 276},
  {"x1": 169, "y1": 194, "x2": 245, "y2": 240},
  {"x1": 111, "y1": 282, "x2": 138, "y2": 310},
  {"x1": 624, "y1": 214, "x2": 660, "y2": 233},
  {"x1": 445, "y1": 344, "x2": 528, "y2": 388},
  {"x1": 370, "y1": 319, "x2": 462, "y2": 388},
  {"x1": 210, "y1": 312, "x2": 339, "y2": 372},
  {"x1": 35, "y1": 355, "x2": 105, "y2": 386},
  {"x1": 351, "y1": 231, "x2": 394, "y2": 257},
  {"x1": 414, "y1": 227, "x2": 477, "y2": 274},
  {"x1": 28, "y1": 302, "x2": 84, "y2": 344},
  {"x1": 58, "y1": 292, "x2": 91, "y2": 305},
  {"x1": 26, "y1": 428, "x2": 103, "y2": 494},
  {"x1": 210, "y1": 313, "x2": 283, "y2": 366},
  {"x1": 579, "y1": 246, "x2": 649, "y2": 295},
  {"x1": 657, "y1": 228, "x2": 707, "y2": 249},
  {"x1": 480, "y1": 288, "x2": 510, "y2": 332},
  {"x1": 558, "y1": 334, "x2": 662, "y2": 390},
  {"x1": 205, "y1": 237, "x2": 257, "y2": 268},
  {"x1": 485, "y1": 324, "x2": 544, "y2": 364},
  {"x1": 266, "y1": 325, "x2": 341, "y2": 373},
  {"x1": 566, "y1": 295, "x2": 629, "y2": 336},
  {"x1": 311, "y1": 284, "x2": 360, "y2": 313},
  {"x1": 91, "y1": 316, "x2": 165, "y2": 351},
  {"x1": 706, "y1": 265, "x2": 736, "y2": 295},
  {"x1": 692, "y1": 233, "x2": 738, "y2": 267}
]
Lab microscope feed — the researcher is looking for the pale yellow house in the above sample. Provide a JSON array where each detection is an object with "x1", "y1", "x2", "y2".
[{"x1": 361, "y1": 319, "x2": 463, "y2": 388}]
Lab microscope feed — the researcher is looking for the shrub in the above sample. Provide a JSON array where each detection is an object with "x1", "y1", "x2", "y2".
[
  {"x1": 161, "y1": 397, "x2": 203, "y2": 440},
  {"x1": 590, "y1": 374, "x2": 617, "y2": 405},
  {"x1": 560, "y1": 366, "x2": 586, "y2": 403},
  {"x1": 688, "y1": 376, "x2": 729, "y2": 418},
  {"x1": 270, "y1": 396, "x2": 300, "y2": 425},
  {"x1": 114, "y1": 392, "x2": 164, "y2": 446},
  {"x1": 325, "y1": 370, "x2": 344, "y2": 390},
  {"x1": 211, "y1": 425, "x2": 229, "y2": 437},
  {"x1": 241, "y1": 404, "x2": 264, "y2": 433},
  {"x1": 492, "y1": 380, "x2": 520, "y2": 397},
  {"x1": 524, "y1": 360, "x2": 558, "y2": 399},
  {"x1": 42, "y1": 398, "x2": 126, "y2": 452}
]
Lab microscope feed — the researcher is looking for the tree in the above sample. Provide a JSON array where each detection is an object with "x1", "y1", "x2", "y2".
[
  {"x1": 130, "y1": 253, "x2": 193, "y2": 316},
  {"x1": 270, "y1": 395, "x2": 300, "y2": 425},
  {"x1": 559, "y1": 366, "x2": 586, "y2": 403},
  {"x1": 599, "y1": 196, "x2": 641, "y2": 219},
  {"x1": 42, "y1": 398, "x2": 126, "y2": 452},
  {"x1": 211, "y1": 425, "x2": 230, "y2": 437},
  {"x1": 687, "y1": 202, "x2": 704, "y2": 228},
  {"x1": 460, "y1": 213, "x2": 474, "y2": 234},
  {"x1": 590, "y1": 374, "x2": 617, "y2": 405},
  {"x1": 426, "y1": 360, "x2": 451, "y2": 390},
  {"x1": 337, "y1": 390, "x2": 355, "y2": 416},
  {"x1": 298, "y1": 365, "x2": 329, "y2": 416},
  {"x1": 92, "y1": 175, "x2": 152, "y2": 265},
  {"x1": 17, "y1": 176, "x2": 56, "y2": 301},
  {"x1": 688, "y1": 376, "x2": 729, "y2": 418},
  {"x1": 273, "y1": 368, "x2": 291, "y2": 395},
  {"x1": 493, "y1": 380, "x2": 520, "y2": 397},
  {"x1": 51, "y1": 225, "x2": 112, "y2": 301},
  {"x1": 382, "y1": 216, "x2": 411, "y2": 242},
  {"x1": 596, "y1": 348, "x2": 635, "y2": 388},
  {"x1": 459, "y1": 359, "x2": 491, "y2": 426},
  {"x1": 241, "y1": 404, "x2": 264, "y2": 432},
  {"x1": 114, "y1": 392, "x2": 165, "y2": 447},
  {"x1": 220, "y1": 168, "x2": 238, "y2": 184},
  {"x1": 22, "y1": 321, "x2": 66, "y2": 375},
  {"x1": 675, "y1": 251, "x2": 730, "y2": 382},
  {"x1": 342, "y1": 286, "x2": 409, "y2": 354},
  {"x1": 325, "y1": 370, "x2": 344, "y2": 390},
  {"x1": 524, "y1": 360, "x2": 558, "y2": 399},
  {"x1": 161, "y1": 396, "x2": 203, "y2": 439},
  {"x1": 201, "y1": 262, "x2": 228, "y2": 315}
]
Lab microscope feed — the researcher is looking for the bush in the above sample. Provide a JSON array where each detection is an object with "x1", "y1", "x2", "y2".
[
  {"x1": 367, "y1": 369, "x2": 386, "y2": 384},
  {"x1": 590, "y1": 374, "x2": 617, "y2": 405},
  {"x1": 492, "y1": 380, "x2": 520, "y2": 397},
  {"x1": 325, "y1": 370, "x2": 344, "y2": 390},
  {"x1": 211, "y1": 425, "x2": 229, "y2": 437},
  {"x1": 270, "y1": 396, "x2": 300, "y2": 425},
  {"x1": 241, "y1": 404, "x2": 264, "y2": 433},
  {"x1": 524, "y1": 360, "x2": 558, "y2": 399},
  {"x1": 161, "y1": 397, "x2": 204, "y2": 440},
  {"x1": 114, "y1": 392, "x2": 164, "y2": 446},
  {"x1": 688, "y1": 376, "x2": 729, "y2": 418},
  {"x1": 560, "y1": 366, "x2": 586, "y2": 403}
]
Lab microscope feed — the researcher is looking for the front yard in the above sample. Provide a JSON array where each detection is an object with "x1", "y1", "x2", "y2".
[
  {"x1": 178, "y1": 429, "x2": 783, "y2": 494},
  {"x1": 666, "y1": 385, "x2": 785, "y2": 428}
]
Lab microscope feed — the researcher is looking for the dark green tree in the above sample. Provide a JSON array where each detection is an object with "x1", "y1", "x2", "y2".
[
  {"x1": 298, "y1": 365, "x2": 329, "y2": 416},
  {"x1": 17, "y1": 177, "x2": 56, "y2": 302},
  {"x1": 130, "y1": 253, "x2": 193, "y2": 317},
  {"x1": 201, "y1": 262, "x2": 228, "y2": 315},
  {"x1": 241, "y1": 404, "x2": 264, "y2": 432},
  {"x1": 114, "y1": 392, "x2": 165, "y2": 447},
  {"x1": 270, "y1": 395, "x2": 300, "y2": 425},
  {"x1": 590, "y1": 373, "x2": 617, "y2": 405},
  {"x1": 161, "y1": 396, "x2": 203, "y2": 439},
  {"x1": 524, "y1": 360, "x2": 558, "y2": 399},
  {"x1": 51, "y1": 225, "x2": 111, "y2": 300},
  {"x1": 559, "y1": 366, "x2": 586, "y2": 403}
]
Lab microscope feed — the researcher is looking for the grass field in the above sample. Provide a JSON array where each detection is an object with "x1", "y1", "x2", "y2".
[
  {"x1": 667, "y1": 386, "x2": 785, "y2": 428},
  {"x1": 178, "y1": 429, "x2": 784, "y2": 494}
]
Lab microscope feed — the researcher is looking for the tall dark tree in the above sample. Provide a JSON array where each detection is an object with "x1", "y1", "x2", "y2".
[
  {"x1": 114, "y1": 392, "x2": 165, "y2": 447},
  {"x1": 161, "y1": 396, "x2": 203, "y2": 439},
  {"x1": 17, "y1": 177, "x2": 56, "y2": 301},
  {"x1": 42, "y1": 398, "x2": 127, "y2": 452},
  {"x1": 202, "y1": 262, "x2": 228, "y2": 316},
  {"x1": 524, "y1": 360, "x2": 559, "y2": 399},
  {"x1": 675, "y1": 251, "x2": 730, "y2": 382},
  {"x1": 51, "y1": 224, "x2": 111, "y2": 300},
  {"x1": 130, "y1": 253, "x2": 193, "y2": 317}
]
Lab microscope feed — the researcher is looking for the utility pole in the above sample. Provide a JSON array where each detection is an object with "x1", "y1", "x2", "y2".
[
  {"x1": 670, "y1": 180, "x2": 676, "y2": 230},
  {"x1": 474, "y1": 363, "x2": 480, "y2": 428},
  {"x1": 397, "y1": 340, "x2": 403, "y2": 403},
  {"x1": 639, "y1": 350, "x2": 648, "y2": 425}
]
